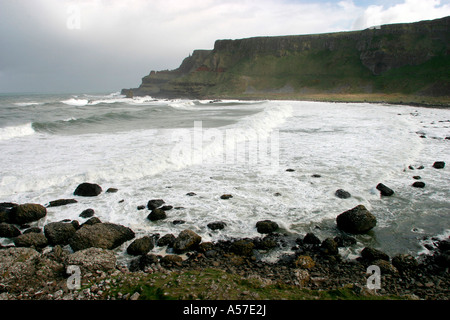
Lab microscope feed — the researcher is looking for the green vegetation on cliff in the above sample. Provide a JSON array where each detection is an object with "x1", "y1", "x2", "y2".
[{"x1": 123, "y1": 16, "x2": 450, "y2": 106}]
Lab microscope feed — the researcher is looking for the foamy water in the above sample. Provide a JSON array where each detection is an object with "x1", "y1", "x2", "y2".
[{"x1": 0, "y1": 93, "x2": 448, "y2": 261}]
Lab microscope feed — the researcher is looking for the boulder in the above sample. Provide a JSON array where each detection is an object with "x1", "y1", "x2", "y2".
[
  {"x1": 79, "y1": 208, "x2": 95, "y2": 218},
  {"x1": 147, "y1": 208, "x2": 167, "y2": 221},
  {"x1": 127, "y1": 236, "x2": 154, "y2": 256},
  {"x1": 44, "y1": 221, "x2": 77, "y2": 246},
  {"x1": 295, "y1": 255, "x2": 315, "y2": 269},
  {"x1": 0, "y1": 223, "x2": 21, "y2": 238},
  {"x1": 256, "y1": 220, "x2": 279, "y2": 234},
  {"x1": 173, "y1": 230, "x2": 202, "y2": 253},
  {"x1": 432, "y1": 161, "x2": 445, "y2": 169},
  {"x1": 207, "y1": 221, "x2": 227, "y2": 231},
  {"x1": 255, "y1": 234, "x2": 280, "y2": 250},
  {"x1": 321, "y1": 238, "x2": 339, "y2": 255},
  {"x1": 334, "y1": 234, "x2": 357, "y2": 247},
  {"x1": 73, "y1": 182, "x2": 102, "y2": 197},
  {"x1": 412, "y1": 181, "x2": 426, "y2": 188},
  {"x1": 220, "y1": 194, "x2": 233, "y2": 199},
  {"x1": 160, "y1": 254, "x2": 183, "y2": 267},
  {"x1": 46, "y1": 199, "x2": 78, "y2": 207},
  {"x1": 106, "y1": 188, "x2": 118, "y2": 193},
  {"x1": 335, "y1": 189, "x2": 351, "y2": 199},
  {"x1": 80, "y1": 217, "x2": 102, "y2": 227},
  {"x1": 303, "y1": 232, "x2": 321, "y2": 245},
  {"x1": 157, "y1": 234, "x2": 176, "y2": 247},
  {"x1": 392, "y1": 254, "x2": 418, "y2": 273},
  {"x1": 69, "y1": 222, "x2": 135, "y2": 251},
  {"x1": 230, "y1": 239, "x2": 255, "y2": 256},
  {"x1": 9, "y1": 203, "x2": 47, "y2": 225},
  {"x1": 361, "y1": 247, "x2": 390, "y2": 262},
  {"x1": 376, "y1": 183, "x2": 394, "y2": 196},
  {"x1": 147, "y1": 199, "x2": 165, "y2": 210},
  {"x1": 336, "y1": 205, "x2": 377, "y2": 234},
  {"x1": 65, "y1": 247, "x2": 116, "y2": 274},
  {"x1": 13, "y1": 233, "x2": 48, "y2": 249},
  {"x1": 129, "y1": 253, "x2": 159, "y2": 272}
]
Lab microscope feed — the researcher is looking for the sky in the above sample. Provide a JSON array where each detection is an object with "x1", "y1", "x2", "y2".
[{"x1": 0, "y1": 0, "x2": 449, "y2": 94}]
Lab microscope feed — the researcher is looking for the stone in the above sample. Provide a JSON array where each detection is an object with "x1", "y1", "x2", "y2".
[
  {"x1": 73, "y1": 183, "x2": 102, "y2": 197},
  {"x1": 256, "y1": 220, "x2": 279, "y2": 234},
  {"x1": 160, "y1": 254, "x2": 183, "y2": 267},
  {"x1": 361, "y1": 247, "x2": 390, "y2": 262},
  {"x1": 0, "y1": 223, "x2": 21, "y2": 238},
  {"x1": 157, "y1": 234, "x2": 176, "y2": 247},
  {"x1": 335, "y1": 189, "x2": 351, "y2": 199},
  {"x1": 106, "y1": 188, "x2": 118, "y2": 193},
  {"x1": 46, "y1": 199, "x2": 78, "y2": 207},
  {"x1": 147, "y1": 199, "x2": 165, "y2": 210},
  {"x1": 295, "y1": 255, "x2": 315, "y2": 269},
  {"x1": 321, "y1": 238, "x2": 339, "y2": 255},
  {"x1": 173, "y1": 230, "x2": 202, "y2": 253},
  {"x1": 127, "y1": 236, "x2": 154, "y2": 256},
  {"x1": 412, "y1": 181, "x2": 426, "y2": 188},
  {"x1": 376, "y1": 183, "x2": 394, "y2": 196},
  {"x1": 13, "y1": 233, "x2": 48, "y2": 249},
  {"x1": 147, "y1": 208, "x2": 167, "y2": 221},
  {"x1": 9, "y1": 203, "x2": 47, "y2": 225},
  {"x1": 303, "y1": 232, "x2": 321, "y2": 245},
  {"x1": 69, "y1": 222, "x2": 135, "y2": 251},
  {"x1": 220, "y1": 194, "x2": 233, "y2": 199},
  {"x1": 65, "y1": 247, "x2": 116, "y2": 274},
  {"x1": 230, "y1": 239, "x2": 255, "y2": 256},
  {"x1": 207, "y1": 221, "x2": 227, "y2": 231},
  {"x1": 129, "y1": 253, "x2": 159, "y2": 272},
  {"x1": 432, "y1": 161, "x2": 445, "y2": 169},
  {"x1": 79, "y1": 208, "x2": 95, "y2": 218},
  {"x1": 44, "y1": 221, "x2": 77, "y2": 246},
  {"x1": 392, "y1": 254, "x2": 418, "y2": 273},
  {"x1": 336, "y1": 205, "x2": 377, "y2": 234}
]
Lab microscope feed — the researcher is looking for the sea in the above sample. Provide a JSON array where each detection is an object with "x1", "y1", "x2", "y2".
[{"x1": 0, "y1": 92, "x2": 449, "y2": 263}]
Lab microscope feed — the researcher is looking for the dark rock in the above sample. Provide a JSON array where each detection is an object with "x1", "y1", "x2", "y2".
[
  {"x1": 285, "y1": 169, "x2": 295, "y2": 172},
  {"x1": 372, "y1": 259, "x2": 398, "y2": 274},
  {"x1": 412, "y1": 176, "x2": 422, "y2": 180},
  {"x1": 336, "y1": 205, "x2": 377, "y2": 234},
  {"x1": 207, "y1": 221, "x2": 227, "y2": 231},
  {"x1": 321, "y1": 238, "x2": 339, "y2": 255},
  {"x1": 9, "y1": 204, "x2": 47, "y2": 225},
  {"x1": 80, "y1": 217, "x2": 102, "y2": 227},
  {"x1": 273, "y1": 192, "x2": 282, "y2": 197},
  {"x1": 432, "y1": 161, "x2": 445, "y2": 169},
  {"x1": 412, "y1": 181, "x2": 426, "y2": 188},
  {"x1": 335, "y1": 189, "x2": 351, "y2": 199},
  {"x1": 334, "y1": 234, "x2": 357, "y2": 247},
  {"x1": 127, "y1": 236, "x2": 154, "y2": 256},
  {"x1": 435, "y1": 252, "x2": 450, "y2": 268},
  {"x1": 46, "y1": 199, "x2": 78, "y2": 208},
  {"x1": 256, "y1": 220, "x2": 279, "y2": 234},
  {"x1": 230, "y1": 239, "x2": 255, "y2": 256},
  {"x1": 376, "y1": 183, "x2": 394, "y2": 196},
  {"x1": 69, "y1": 222, "x2": 135, "y2": 251},
  {"x1": 23, "y1": 227, "x2": 42, "y2": 234},
  {"x1": 173, "y1": 230, "x2": 202, "y2": 253},
  {"x1": 361, "y1": 247, "x2": 390, "y2": 262},
  {"x1": 129, "y1": 253, "x2": 159, "y2": 272},
  {"x1": 417, "y1": 165, "x2": 425, "y2": 170},
  {"x1": 73, "y1": 183, "x2": 102, "y2": 197},
  {"x1": 303, "y1": 232, "x2": 321, "y2": 245},
  {"x1": 437, "y1": 239, "x2": 450, "y2": 251},
  {"x1": 147, "y1": 208, "x2": 167, "y2": 221},
  {"x1": 311, "y1": 174, "x2": 321, "y2": 178},
  {"x1": 147, "y1": 199, "x2": 165, "y2": 210},
  {"x1": 256, "y1": 234, "x2": 279, "y2": 250},
  {"x1": 79, "y1": 208, "x2": 95, "y2": 218},
  {"x1": 13, "y1": 233, "x2": 48, "y2": 249},
  {"x1": 0, "y1": 223, "x2": 21, "y2": 238},
  {"x1": 220, "y1": 194, "x2": 233, "y2": 199},
  {"x1": 160, "y1": 254, "x2": 183, "y2": 267},
  {"x1": 0, "y1": 207, "x2": 12, "y2": 223},
  {"x1": 186, "y1": 192, "x2": 197, "y2": 196},
  {"x1": 392, "y1": 254, "x2": 418, "y2": 273},
  {"x1": 172, "y1": 220, "x2": 186, "y2": 225},
  {"x1": 160, "y1": 205, "x2": 173, "y2": 211},
  {"x1": 137, "y1": 205, "x2": 146, "y2": 210},
  {"x1": 157, "y1": 234, "x2": 176, "y2": 247},
  {"x1": 44, "y1": 222, "x2": 77, "y2": 246},
  {"x1": 106, "y1": 188, "x2": 118, "y2": 193}
]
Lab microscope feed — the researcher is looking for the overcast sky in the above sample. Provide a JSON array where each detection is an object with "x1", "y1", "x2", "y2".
[{"x1": 1, "y1": 0, "x2": 449, "y2": 94}]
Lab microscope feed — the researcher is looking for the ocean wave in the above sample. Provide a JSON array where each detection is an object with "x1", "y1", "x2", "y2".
[
  {"x1": 0, "y1": 123, "x2": 35, "y2": 140},
  {"x1": 14, "y1": 102, "x2": 43, "y2": 107}
]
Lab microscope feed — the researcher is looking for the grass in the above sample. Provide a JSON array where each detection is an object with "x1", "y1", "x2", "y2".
[{"x1": 94, "y1": 268, "x2": 408, "y2": 301}]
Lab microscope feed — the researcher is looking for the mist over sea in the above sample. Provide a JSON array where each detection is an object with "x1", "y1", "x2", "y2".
[{"x1": 0, "y1": 92, "x2": 449, "y2": 262}]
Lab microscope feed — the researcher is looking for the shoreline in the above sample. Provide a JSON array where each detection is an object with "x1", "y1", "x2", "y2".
[{"x1": 1, "y1": 195, "x2": 449, "y2": 301}]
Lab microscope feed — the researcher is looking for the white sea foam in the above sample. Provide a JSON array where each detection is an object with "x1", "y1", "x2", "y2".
[
  {"x1": 61, "y1": 98, "x2": 89, "y2": 106},
  {"x1": 0, "y1": 123, "x2": 35, "y2": 140},
  {"x1": 14, "y1": 102, "x2": 42, "y2": 107}
]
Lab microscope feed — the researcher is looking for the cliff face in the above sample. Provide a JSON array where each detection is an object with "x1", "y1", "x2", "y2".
[{"x1": 122, "y1": 16, "x2": 450, "y2": 100}]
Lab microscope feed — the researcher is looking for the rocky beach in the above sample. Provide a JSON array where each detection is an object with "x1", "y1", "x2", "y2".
[{"x1": 0, "y1": 175, "x2": 449, "y2": 301}]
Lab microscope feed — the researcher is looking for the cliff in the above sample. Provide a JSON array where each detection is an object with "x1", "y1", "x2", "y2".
[{"x1": 122, "y1": 16, "x2": 450, "y2": 105}]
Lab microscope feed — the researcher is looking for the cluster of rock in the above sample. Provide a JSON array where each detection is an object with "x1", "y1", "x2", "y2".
[{"x1": 1, "y1": 174, "x2": 449, "y2": 300}]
